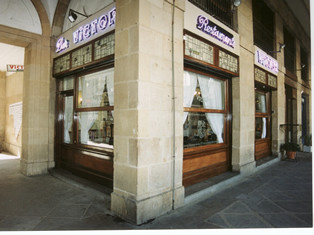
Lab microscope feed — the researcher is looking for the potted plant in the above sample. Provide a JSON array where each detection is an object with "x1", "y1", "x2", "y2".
[
  {"x1": 280, "y1": 142, "x2": 300, "y2": 160},
  {"x1": 303, "y1": 135, "x2": 312, "y2": 153}
]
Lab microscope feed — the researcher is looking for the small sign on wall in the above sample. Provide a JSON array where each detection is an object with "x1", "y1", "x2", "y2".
[{"x1": 7, "y1": 64, "x2": 24, "y2": 72}]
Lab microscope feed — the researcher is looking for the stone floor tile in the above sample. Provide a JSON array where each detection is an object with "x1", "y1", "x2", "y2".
[
  {"x1": 248, "y1": 199, "x2": 285, "y2": 213},
  {"x1": 33, "y1": 217, "x2": 81, "y2": 230},
  {"x1": 274, "y1": 201, "x2": 313, "y2": 213},
  {"x1": 221, "y1": 213, "x2": 271, "y2": 228},
  {"x1": 47, "y1": 204, "x2": 89, "y2": 218},
  {"x1": 293, "y1": 213, "x2": 313, "y2": 226},
  {"x1": 222, "y1": 201, "x2": 252, "y2": 214},
  {"x1": 205, "y1": 214, "x2": 229, "y2": 228},
  {"x1": 258, "y1": 213, "x2": 310, "y2": 228},
  {"x1": 0, "y1": 216, "x2": 43, "y2": 231}
]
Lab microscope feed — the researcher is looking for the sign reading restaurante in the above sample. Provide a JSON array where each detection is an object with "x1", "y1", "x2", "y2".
[{"x1": 196, "y1": 15, "x2": 235, "y2": 48}]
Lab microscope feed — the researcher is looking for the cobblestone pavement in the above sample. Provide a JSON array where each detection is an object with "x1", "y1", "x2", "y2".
[{"x1": 0, "y1": 152, "x2": 312, "y2": 232}]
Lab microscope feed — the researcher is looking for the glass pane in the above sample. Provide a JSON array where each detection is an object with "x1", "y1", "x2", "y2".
[
  {"x1": 183, "y1": 112, "x2": 224, "y2": 148},
  {"x1": 255, "y1": 117, "x2": 267, "y2": 139},
  {"x1": 191, "y1": 79, "x2": 225, "y2": 110},
  {"x1": 256, "y1": 92, "x2": 266, "y2": 113},
  {"x1": 60, "y1": 76, "x2": 74, "y2": 91},
  {"x1": 78, "y1": 111, "x2": 114, "y2": 149},
  {"x1": 78, "y1": 68, "x2": 114, "y2": 108},
  {"x1": 63, "y1": 96, "x2": 73, "y2": 143}
]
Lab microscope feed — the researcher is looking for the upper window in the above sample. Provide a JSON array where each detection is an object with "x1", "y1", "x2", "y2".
[
  {"x1": 252, "y1": 0, "x2": 275, "y2": 53},
  {"x1": 284, "y1": 27, "x2": 296, "y2": 73},
  {"x1": 301, "y1": 47, "x2": 309, "y2": 82},
  {"x1": 183, "y1": 71, "x2": 227, "y2": 148},
  {"x1": 188, "y1": 0, "x2": 235, "y2": 29}
]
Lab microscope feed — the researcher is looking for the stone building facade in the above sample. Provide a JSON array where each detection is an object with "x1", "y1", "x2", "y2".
[{"x1": 0, "y1": 0, "x2": 311, "y2": 225}]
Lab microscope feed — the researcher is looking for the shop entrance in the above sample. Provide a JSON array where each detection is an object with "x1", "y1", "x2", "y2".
[{"x1": 255, "y1": 89, "x2": 272, "y2": 160}]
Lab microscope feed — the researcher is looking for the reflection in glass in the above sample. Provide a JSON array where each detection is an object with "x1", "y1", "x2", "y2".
[
  {"x1": 78, "y1": 111, "x2": 114, "y2": 148},
  {"x1": 255, "y1": 117, "x2": 267, "y2": 139},
  {"x1": 60, "y1": 76, "x2": 74, "y2": 91},
  {"x1": 77, "y1": 68, "x2": 114, "y2": 108},
  {"x1": 256, "y1": 92, "x2": 266, "y2": 113},
  {"x1": 63, "y1": 96, "x2": 73, "y2": 143},
  {"x1": 183, "y1": 112, "x2": 224, "y2": 148}
]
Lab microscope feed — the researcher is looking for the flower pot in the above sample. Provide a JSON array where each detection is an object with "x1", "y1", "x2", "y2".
[{"x1": 286, "y1": 151, "x2": 296, "y2": 160}]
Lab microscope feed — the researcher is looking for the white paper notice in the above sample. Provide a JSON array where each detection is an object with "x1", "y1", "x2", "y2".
[{"x1": 9, "y1": 102, "x2": 23, "y2": 139}]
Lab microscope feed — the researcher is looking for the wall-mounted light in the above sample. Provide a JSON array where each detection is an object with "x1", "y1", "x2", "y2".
[
  {"x1": 295, "y1": 64, "x2": 306, "y2": 71},
  {"x1": 234, "y1": 0, "x2": 241, "y2": 7},
  {"x1": 268, "y1": 43, "x2": 285, "y2": 54},
  {"x1": 68, "y1": 9, "x2": 89, "y2": 23}
]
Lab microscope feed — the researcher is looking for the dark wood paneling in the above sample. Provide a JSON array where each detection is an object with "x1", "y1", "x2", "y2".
[
  {"x1": 183, "y1": 148, "x2": 229, "y2": 186},
  {"x1": 255, "y1": 138, "x2": 271, "y2": 160}
]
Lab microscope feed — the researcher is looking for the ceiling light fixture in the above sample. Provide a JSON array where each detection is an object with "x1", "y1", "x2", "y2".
[{"x1": 68, "y1": 9, "x2": 89, "y2": 23}]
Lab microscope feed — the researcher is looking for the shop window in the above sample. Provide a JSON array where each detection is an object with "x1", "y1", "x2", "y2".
[
  {"x1": 59, "y1": 67, "x2": 114, "y2": 150},
  {"x1": 183, "y1": 71, "x2": 226, "y2": 147},
  {"x1": 255, "y1": 91, "x2": 269, "y2": 139},
  {"x1": 301, "y1": 47, "x2": 309, "y2": 82},
  {"x1": 188, "y1": 0, "x2": 235, "y2": 29},
  {"x1": 284, "y1": 27, "x2": 296, "y2": 73},
  {"x1": 252, "y1": 0, "x2": 275, "y2": 53}
]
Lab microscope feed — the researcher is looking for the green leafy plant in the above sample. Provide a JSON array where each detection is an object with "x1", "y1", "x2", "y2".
[
  {"x1": 304, "y1": 135, "x2": 312, "y2": 146},
  {"x1": 280, "y1": 142, "x2": 300, "y2": 152}
]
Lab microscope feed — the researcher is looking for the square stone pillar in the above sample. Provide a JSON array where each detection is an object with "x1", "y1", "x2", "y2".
[
  {"x1": 0, "y1": 71, "x2": 6, "y2": 151},
  {"x1": 232, "y1": 0, "x2": 256, "y2": 175},
  {"x1": 20, "y1": 37, "x2": 54, "y2": 175},
  {"x1": 272, "y1": 14, "x2": 286, "y2": 156},
  {"x1": 111, "y1": 0, "x2": 185, "y2": 224}
]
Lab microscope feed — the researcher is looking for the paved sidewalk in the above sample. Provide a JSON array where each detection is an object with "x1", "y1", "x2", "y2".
[{"x1": 0, "y1": 152, "x2": 312, "y2": 231}]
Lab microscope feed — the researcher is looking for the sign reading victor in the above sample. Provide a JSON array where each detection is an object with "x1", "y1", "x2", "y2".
[
  {"x1": 7, "y1": 65, "x2": 24, "y2": 72},
  {"x1": 196, "y1": 15, "x2": 235, "y2": 48},
  {"x1": 55, "y1": 7, "x2": 116, "y2": 53},
  {"x1": 73, "y1": 7, "x2": 116, "y2": 44},
  {"x1": 256, "y1": 49, "x2": 278, "y2": 74}
]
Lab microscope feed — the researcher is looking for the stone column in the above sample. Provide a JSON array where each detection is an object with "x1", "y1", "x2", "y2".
[
  {"x1": 0, "y1": 71, "x2": 6, "y2": 151},
  {"x1": 232, "y1": 0, "x2": 256, "y2": 174},
  {"x1": 20, "y1": 35, "x2": 54, "y2": 175},
  {"x1": 111, "y1": 0, "x2": 185, "y2": 224},
  {"x1": 272, "y1": 14, "x2": 286, "y2": 156}
]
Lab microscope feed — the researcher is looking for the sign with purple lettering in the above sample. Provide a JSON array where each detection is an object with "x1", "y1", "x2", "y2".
[
  {"x1": 255, "y1": 49, "x2": 278, "y2": 74},
  {"x1": 196, "y1": 15, "x2": 235, "y2": 48},
  {"x1": 56, "y1": 37, "x2": 69, "y2": 53},
  {"x1": 73, "y1": 7, "x2": 116, "y2": 44}
]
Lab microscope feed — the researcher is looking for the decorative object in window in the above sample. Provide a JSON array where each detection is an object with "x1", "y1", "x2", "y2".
[
  {"x1": 268, "y1": 74, "x2": 277, "y2": 88},
  {"x1": 95, "y1": 33, "x2": 115, "y2": 60},
  {"x1": 72, "y1": 44, "x2": 92, "y2": 68},
  {"x1": 254, "y1": 67, "x2": 266, "y2": 84},
  {"x1": 219, "y1": 50, "x2": 238, "y2": 73},
  {"x1": 185, "y1": 34, "x2": 214, "y2": 64},
  {"x1": 54, "y1": 54, "x2": 70, "y2": 74}
]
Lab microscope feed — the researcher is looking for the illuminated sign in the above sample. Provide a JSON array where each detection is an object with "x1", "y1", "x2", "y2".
[
  {"x1": 256, "y1": 49, "x2": 278, "y2": 74},
  {"x1": 7, "y1": 65, "x2": 24, "y2": 72},
  {"x1": 196, "y1": 15, "x2": 235, "y2": 48},
  {"x1": 56, "y1": 37, "x2": 69, "y2": 53},
  {"x1": 73, "y1": 7, "x2": 116, "y2": 44}
]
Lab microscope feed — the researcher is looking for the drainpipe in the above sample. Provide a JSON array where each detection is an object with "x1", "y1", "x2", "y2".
[{"x1": 171, "y1": 0, "x2": 176, "y2": 211}]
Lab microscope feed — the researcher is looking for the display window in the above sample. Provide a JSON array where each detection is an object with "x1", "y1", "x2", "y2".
[{"x1": 182, "y1": 69, "x2": 231, "y2": 187}]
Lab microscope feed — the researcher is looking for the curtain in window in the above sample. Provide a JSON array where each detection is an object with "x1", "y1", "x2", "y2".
[
  {"x1": 198, "y1": 75, "x2": 224, "y2": 143},
  {"x1": 64, "y1": 96, "x2": 73, "y2": 143},
  {"x1": 261, "y1": 117, "x2": 267, "y2": 139},
  {"x1": 183, "y1": 71, "x2": 198, "y2": 123}
]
